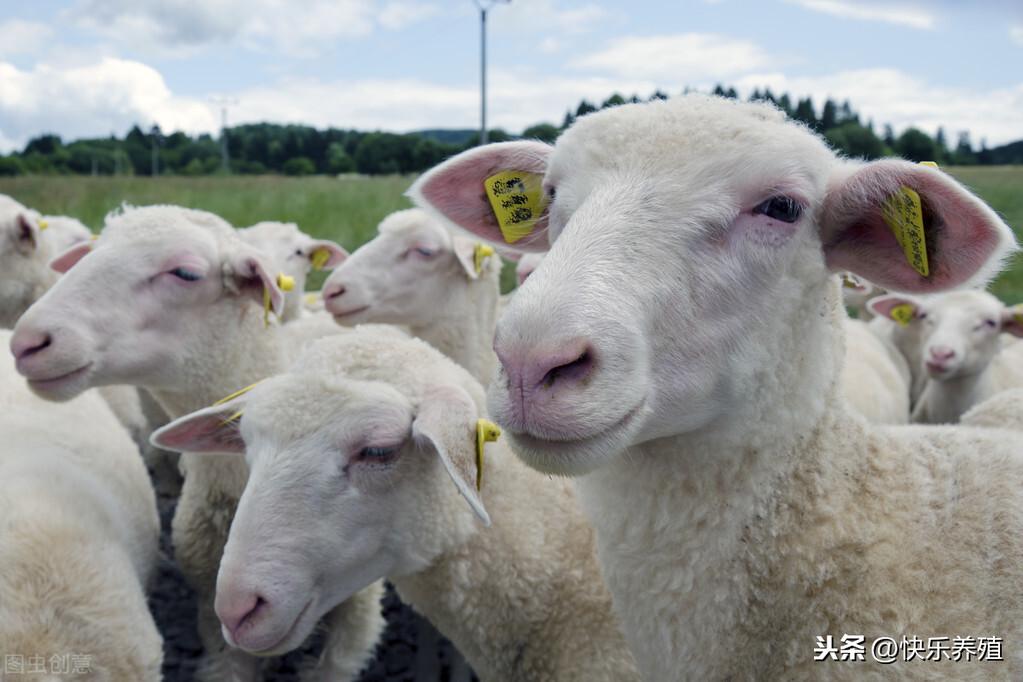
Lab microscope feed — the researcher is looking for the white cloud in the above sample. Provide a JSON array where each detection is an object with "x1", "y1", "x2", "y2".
[
  {"x1": 735, "y1": 69, "x2": 1023, "y2": 146},
  {"x1": 1010, "y1": 24, "x2": 1023, "y2": 46},
  {"x1": 785, "y1": 0, "x2": 936, "y2": 30},
  {"x1": 490, "y1": 0, "x2": 608, "y2": 36},
  {"x1": 69, "y1": 0, "x2": 436, "y2": 58},
  {"x1": 571, "y1": 33, "x2": 773, "y2": 81},
  {"x1": 0, "y1": 20, "x2": 55, "y2": 58},
  {"x1": 0, "y1": 57, "x2": 215, "y2": 152}
]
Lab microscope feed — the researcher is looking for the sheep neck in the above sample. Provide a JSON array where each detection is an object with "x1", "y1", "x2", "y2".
[
  {"x1": 914, "y1": 368, "x2": 994, "y2": 424},
  {"x1": 391, "y1": 447, "x2": 633, "y2": 682},
  {"x1": 150, "y1": 301, "x2": 286, "y2": 419},
  {"x1": 576, "y1": 278, "x2": 854, "y2": 680},
  {"x1": 407, "y1": 270, "x2": 498, "y2": 386}
]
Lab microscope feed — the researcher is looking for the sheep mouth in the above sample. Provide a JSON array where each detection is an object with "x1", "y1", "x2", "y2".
[
  {"x1": 237, "y1": 598, "x2": 315, "y2": 657},
  {"x1": 331, "y1": 305, "x2": 370, "y2": 319},
  {"x1": 26, "y1": 363, "x2": 92, "y2": 392}
]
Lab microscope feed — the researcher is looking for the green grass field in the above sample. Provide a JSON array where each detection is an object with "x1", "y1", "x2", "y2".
[{"x1": 1, "y1": 166, "x2": 1021, "y2": 300}]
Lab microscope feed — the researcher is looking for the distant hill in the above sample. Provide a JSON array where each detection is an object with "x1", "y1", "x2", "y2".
[
  {"x1": 985, "y1": 139, "x2": 1023, "y2": 165},
  {"x1": 413, "y1": 129, "x2": 479, "y2": 146}
]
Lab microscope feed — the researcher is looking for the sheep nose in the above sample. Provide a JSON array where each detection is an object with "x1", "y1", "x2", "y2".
[
  {"x1": 10, "y1": 328, "x2": 51, "y2": 363},
  {"x1": 496, "y1": 338, "x2": 595, "y2": 393},
  {"x1": 216, "y1": 590, "x2": 267, "y2": 642},
  {"x1": 929, "y1": 346, "x2": 956, "y2": 362},
  {"x1": 322, "y1": 282, "x2": 346, "y2": 302}
]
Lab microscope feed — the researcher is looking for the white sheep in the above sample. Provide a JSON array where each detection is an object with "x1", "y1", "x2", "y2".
[
  {"x1": 870, "y1": 290, "x2": 1023, "y2": 423},
  {"x1": 322, "y1": 208, "x2": 501, "y2": 384},
  {"x1": 10, "y1": 204, "x2": 385, "y2": 682},
  {"x1": 40, "y1": 214, "x2": 93, "y2": 251},
  {"x1": 410, "y1": 94, "x2": 1023, "y2": 679},
  {"x1": 0, "y1": 328, "x2": 162, "y2": 680},
  {"x1": 0, "y1": 195, "x2": 58, "y2": 329},
  {"x1": 839, "y1": 316, "x2": 911, "y2": 424},
  {"x1": 238, "y1": 221, "x2": 347, "y2": 323},
  {"x1": 150, "y1": 328, "x2": 639, "y2": 682},
  {"x1": 515, "y1": 252, "x2": 545, "y2": 286},
  {"x1": 961, "y1": 388, "x2": 1023, "y2": 430}
]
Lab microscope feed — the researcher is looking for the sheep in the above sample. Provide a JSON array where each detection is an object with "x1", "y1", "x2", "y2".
[
  {"x1": 839, "y1": 272, "x2": 883, "y2": 320},
  {"x1": 839, "y1": 316, "x2": 911, "y2": 424},
  {"x1": 0, "y1": 195, "x2": 58, "y2": 329},
  {"x1": 961, "y1": 388, "x2": 1023, "y2": 430},
  {"x1": 40, "y1": 214, "x2": 93, "y2": 251},
  {"x1": 0, "y1": 328, "x2": 162, "y2": 680},
  {"x1": 10, "y1": 204, "x2": 385, "y2": 682},
  {"x1": 150, "y1": 328, "x2": 639, "y2": 682},
  {"x1": 409, "y1": 94, "x2": 1023, "y2": 679},
  {"x1": 515, "y1": 252, "x2": 545, "y2": 286},
  {"x1": 870, "y1": 290, "x2": 1023, "y2": 424},
  {"x1": 237, "y1": 221, "x2": 347, "y2": 323},
  {"x1": 322, "y1": 208, "x2": 501, "y2": 385}
]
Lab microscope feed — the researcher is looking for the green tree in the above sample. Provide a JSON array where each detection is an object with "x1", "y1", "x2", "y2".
[
  {"x1": 820, "y1": 99, "x2": 838, "y2": 131},
  {"x1": 282, "y1": 156, "x2": 316, "y2": 176},
  {"x1": 326, "y1": 142, "x2": 356, "y2": 174},
  {"x1": 793, "y1": 98, "x2": 817, "y2": 128},
  {"x1": 575, "y1": 100, "x2": 598, "y2": 117},
  {"x1": 522, "y1": 123, "x2": 560, "y2": 143},
  {"x1": 895, "y1": 128, "x2": 938, "y2": 162},
  {"x1": 825, "y1": 123, "x2": 888, "y2": 159},
  {"x1": 0, "y1": 156, "x2": 24, "y2": 176},
  {"x1": 601, "y1": 93, "x2": 626, "y2": 109}
]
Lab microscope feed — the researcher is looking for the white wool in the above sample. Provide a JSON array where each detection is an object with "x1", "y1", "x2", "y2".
[
  {"x1": 0, "y1": 329, "x2": 162, "y2": 680},
  {"x1": 839, "y1": 317, "x2": 910, "y2": 424}
]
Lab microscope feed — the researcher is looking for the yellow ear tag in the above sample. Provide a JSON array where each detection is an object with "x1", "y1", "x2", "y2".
[
  {"x1": 276, "y1": 274, "x2": 295, "y2": 292},
  {"x1": 262, "y1": 275, "x2": 293, "y2": 327},
  {"x1": 841, "y1": 274, "x2": 860, "y2": 289},
  {"x1": 475, "y1": 418, "x2": 501, "y2": 491},
  {"x1": 473, "y1": 243, "x2": 495, "y2": 275},
  {"x1": 304, "y1": 293, "x2": 319, "y2": 306},
  {"x1": 310, "y1": 247, "x2": 330, "y2": 271},
  {"x1": 483, "y1": 170, "x2": 548, "y2": 244},
  {"x1": 919, "y1": 161, "x2": 939, "y2": 169},
  {"x1": 212, "y1": 380, "x2": 264, "y2": 424},
  {"x1": 38, "y1": 219, "x2": 48, "y2": 230},
  {"x1": 890, "y1": 303, "x2": 916, "y2": 327},
  {"x1": 881, "y1": 186, "x2": 929, "y2": 277},
  {"x1": 90, "y1": 234, "x2": 99, "y2": 241}
]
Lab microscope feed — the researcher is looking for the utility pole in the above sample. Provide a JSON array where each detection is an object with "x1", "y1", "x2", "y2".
[
  {"x1": 210, "y1": 96, "x2": 238, "y2": 173},
  {"x1": 475, "y1": 0, "x2": 510, "y2": 145}
]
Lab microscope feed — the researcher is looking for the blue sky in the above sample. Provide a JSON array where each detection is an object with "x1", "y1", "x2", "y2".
[{"x1": 0, "y1": 0, "x2": 1021, "y2": 152}]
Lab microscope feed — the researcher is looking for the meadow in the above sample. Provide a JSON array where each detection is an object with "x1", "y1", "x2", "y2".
[{"x1": 2, "y1": 166, "x2": 1021, "y2": 300}]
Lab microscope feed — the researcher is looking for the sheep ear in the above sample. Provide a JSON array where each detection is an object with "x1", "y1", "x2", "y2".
[
  {"x1": 408, "y1": 141, "x2": 552, "y2": 254},
  {"x1": 150, "y1": 399, "x2": 247, "y2": 454},
  {"x1": 1002, "y1": 305, "x2": 1023, "y2": 338},
  {"x1": 452, "y1": 235, "x2": 481, "y2": 280},
  {"x1": 49, "y1": 241, "x2": 92, "y2": 273},
  {"x1": 226, "y1": 246, "x2": 285, "y2": 316},
  {"x1": 12, "y1": 213, "x2": 41, "y2": 255},
  {"x1": 411, "y1": 385, "x2": 491, "y2": 526},
  {"x1": 868, "y1": 293, "x2": 924, "y2": 326},
  {"x1": 305, "y1": 239, "x2": 348, "y2": 270},
  {"x1": 820, "y1": 160, "x2": 1017, "y2": 294}
]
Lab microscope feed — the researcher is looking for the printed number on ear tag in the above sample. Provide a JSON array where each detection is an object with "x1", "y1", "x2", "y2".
[
  {"x1": 890, "y1": 303, "x2": 915, "y2": 327},
  {"x1": 484, "y1": 170, "x2": 548, "y2": 245},
  {"x1": 475, "y1": 419, "x2": 501, "y2": 491},
  {"x1": 881, "y1": 187, "x2": 929, "y2": 278}
]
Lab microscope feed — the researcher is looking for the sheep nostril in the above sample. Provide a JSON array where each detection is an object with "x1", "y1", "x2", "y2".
[{"x1": 542, "y1": 349, "x2": 594, "y2": 388}]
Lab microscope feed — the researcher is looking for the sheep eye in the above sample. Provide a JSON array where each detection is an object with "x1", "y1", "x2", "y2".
[
  {"x1": 546, "y1": 186, "x2": 556, "y2": 199},
  {"x1": 984, "y1": 319, "x2": 998, "y2": 328},
  {"x1": 414, "y1": 247, "x2": 435, "y2": 258},
  {"x1": 359, "y1": 445, "x2": 398, "y2": 460},
  {"x1": 294, "y1": 249, "x2": 304, "y2": 256},
  {"x1": 753, "y1": 196, "x2": 802, "y2": 223},
  {"x1": 170, "y1": 267, "x2": 202, "y2": 282}
]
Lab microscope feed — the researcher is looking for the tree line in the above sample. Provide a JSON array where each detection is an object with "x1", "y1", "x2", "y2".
[{"x1": 1, "y1": 85, "x2": 1019, "y2": 177}]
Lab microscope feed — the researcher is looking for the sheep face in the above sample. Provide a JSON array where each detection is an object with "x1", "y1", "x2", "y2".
[
  {"x1": 322, "y1": 208, "x2": 491, "y2": 327},
  {"x1": 10, "y1": 205, "x2": 284, "y2": 401},
  {"x1": 239, "y1": 221, "x2": 347, "y2": 321},
  {"x1": 875, "y1": 290, "x2": 1022, "y2": 381},
  {"x1": 411, "y1": 95, "x2": 1017, "y2": 476},
  {"x1": 151, "y1": 355, "x2": 487, "y2": 656},
  {"x1": 0, "y1": 198, "x2": 54, "y2": 329}
]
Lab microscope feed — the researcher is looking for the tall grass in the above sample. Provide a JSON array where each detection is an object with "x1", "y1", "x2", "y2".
[{"x1": 2, "y1": 166, "x2": 1021, "y2": 299}]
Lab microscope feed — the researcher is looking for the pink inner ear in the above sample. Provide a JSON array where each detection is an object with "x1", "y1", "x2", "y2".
[
  {"x1": 1002, "y1": 309, "x2": 1023, "y2": 338},
  {"x1": 867, "y1": 294, "x2": 917, "y2": 320},
  {"x1": 49, "y1": 242, "x2": 92, "y2": 273},
  {"x1": 409, "y1": 141, "x2": 552, "y2": 253},
  {"x1": 822, "y1": 160, "x2": 1012, "y2": 293},
  {"x1": 153, "y1": 411, "x2": 245, "y2": 453},
  {"x1": 309, "y1": 240, "x2": 348, "y2": 268}
]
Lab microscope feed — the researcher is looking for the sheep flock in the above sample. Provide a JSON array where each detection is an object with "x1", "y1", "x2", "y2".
[{"x1": 2, "y1": 95, "x2": 1023, "y2": 681}]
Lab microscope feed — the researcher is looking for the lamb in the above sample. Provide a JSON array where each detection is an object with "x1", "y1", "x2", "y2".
[
  {"x1": 839, "y1": 272, "x2": 882, "y2": 320},
  {"x1": 0, "y1": 195, "x2": 58, "y2": 328},
  {"x1": 839, "y1": 316, "x2": 910, "y2": 424},
  {"x1": 10, "y1": 204, "x2": 385, "y2": 682},
  {"x1": 0, "y1": 328, "x2": 162, "y2": 680},
  {"x1": 961, "y1": 388, "x2": 1023, "y2": 430},
  {"x1": 40, "y1": 214, "x2": 93, "y2": 251},
  {"x1": 322, "y1": 208, "x2": 501, "y2": 384},
  {"x1": 871, "y1": 290, "x2": 1023, "y2": 423},
  {"x1": 150, "y1": 328, "x2": 639, "y2": 682},
  {"x1": 238, "y1": 221, "x2": 347, "y2": 322},
  {"x1": 410, "y1": 94, "x2": 1023, "y2": 679},
  {"x1": 515, "y1": 252, "x2": 545, "y2": 286}
]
